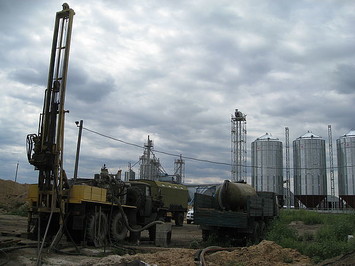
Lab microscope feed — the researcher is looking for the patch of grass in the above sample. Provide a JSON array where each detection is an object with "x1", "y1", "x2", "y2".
[
  {"x1": 302, "y1": 232, "x2": 314, "y2": 241},
  {"x1": 266, "y1": 220, "x2": 298, "y2": 243},
  {"x1": 8, "y1": 202, "x2": 29, "y2": 217},
  {"x1": 302, "y1": 211, "x2": 324, "y2": 225},
  {"x1": 279, "y1": 209, "x2": 324, "y2": 225},
  {"x1": 189, "y1": 239, "x2": 200, "y2": 249},
  {"x1": 266, "y1": 210, "x2": 355, "y2": 263}
]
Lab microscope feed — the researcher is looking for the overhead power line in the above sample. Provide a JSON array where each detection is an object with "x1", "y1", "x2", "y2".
[
  {"x1": 82, "y1": 126, "x2": 354, "y2": 171},
  {"x1": 82, "y1": 126, "x2": 232, "y2": 166},
  {"x1": 83, "y1": 127, "x2": 143, "y2": 149}
]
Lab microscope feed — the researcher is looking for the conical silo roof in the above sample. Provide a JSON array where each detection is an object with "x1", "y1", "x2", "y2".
[
  {"x1": 343, "y1": 130, "x2": 355, "y2": 137},
  {"x1": 298, "y1": 131, "x2": 322, "y2": 139},
  {"x1": 256, "y1": 132, "x2": 279, "y2": 141}
]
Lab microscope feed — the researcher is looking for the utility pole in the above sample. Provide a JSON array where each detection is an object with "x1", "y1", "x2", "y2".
[
  {"x1": 14, "y1": 161, "x2": 19, "y2": 182},
  {"x1": 73, "y1": 120, "x2": 83, "y2": 182}
]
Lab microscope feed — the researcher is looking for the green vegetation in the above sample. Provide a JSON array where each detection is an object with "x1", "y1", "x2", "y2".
[
  {"x1": 266, "y1": 209, "x2": 355, "y2": 263},
  {"x1": 8, "y1": 202, "x2": 29, "y2": 216},
  {"x1": 0, "y1": 202, "x2": 28, "y2": 216}
]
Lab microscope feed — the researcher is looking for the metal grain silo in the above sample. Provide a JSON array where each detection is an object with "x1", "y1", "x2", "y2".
[
  {"x1": 251, "y1": 133, "x2": 283, "y2": 197},
  {"x1": 337, "y1": 130, "x2": 355, "y2": 208},
  {"x1": 293, "y1": 132, "x2": 327, "y2": 208}
]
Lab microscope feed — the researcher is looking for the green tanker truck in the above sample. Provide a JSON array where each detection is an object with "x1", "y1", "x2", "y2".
[{"x1": 194, "y1": 180, "x2": 279, "y2": 245}]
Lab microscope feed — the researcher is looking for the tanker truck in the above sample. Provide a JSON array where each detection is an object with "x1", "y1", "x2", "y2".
[{"x1": 193, "y1": 180, "x2": 279, "y2": 245}]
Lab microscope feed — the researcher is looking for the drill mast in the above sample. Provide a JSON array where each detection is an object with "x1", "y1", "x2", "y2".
[{"x1": 26, "y1": 4, "x2": 75, "y2": 214}]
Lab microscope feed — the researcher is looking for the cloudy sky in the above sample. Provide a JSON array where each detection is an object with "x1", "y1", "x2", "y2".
[{"x1": 0, "y1": 0, "x2": 354, "y2": 187}]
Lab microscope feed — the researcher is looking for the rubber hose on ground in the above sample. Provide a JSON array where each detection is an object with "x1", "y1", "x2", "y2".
[
  {"x1": 116, "y1": 201, "x2": 164, "y2": 233},
  {"x1": 198, "y1": 246, "x2": 234, "y2": 266}
]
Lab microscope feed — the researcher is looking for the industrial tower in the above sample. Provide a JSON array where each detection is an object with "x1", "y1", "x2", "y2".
[
  {"x1": 231, "y1": 109, "x2": 247, "y2": 181},
  {"x1": 139, "y1": 136, "x2": 165, "y2": 180},
  {"x1": 285, "y1": 127, "x2": 291, "y2": 208},
  {"x1": 328, "y1": 125, "x2": 335, "y2": 209},
  {"x1": 174, "y1": 155, "x2": 185, "y2": 184}
]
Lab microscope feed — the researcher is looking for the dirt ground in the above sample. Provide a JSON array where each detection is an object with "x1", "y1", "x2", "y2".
[
  {"x1": 1, "y1": 179, "x2": 354, "y2": 265},
  {"x1": 0, "y1": 179, "x2": 29, "y2": 214},
  {"x1": 0, "y1": 214, "x2": 313, "y2": 266},
  {"x1": 288, "y1": 221, "x2": 321, "y2": 237}
]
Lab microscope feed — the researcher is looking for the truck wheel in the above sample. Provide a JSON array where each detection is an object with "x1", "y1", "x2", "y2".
[
  {"x1": 174, "y1": 212, "x2": 184, "y2": 226},
  {"x1": 87, "y1": 212, "x2": 108, "y2": 247},
  {"x1": 251, "y1": 222, "x2": 260, "y2": 244},
  {"x1": 110, "y1": 212, "x2": 128, "y2": 242},
  {"x1": 148, "y1": 226, "x2": 156, "y2": 241},
  {"x1": 259, "y1": 221, "x2": 266, "y2": 240},
  {"x1": 202, "y1": 230, "x2": 210, "y2": 241}
]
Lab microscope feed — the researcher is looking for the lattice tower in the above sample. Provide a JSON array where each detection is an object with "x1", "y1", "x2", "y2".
[{"x1": 231, "y1": 109, "x2": 247, "y2": 181}]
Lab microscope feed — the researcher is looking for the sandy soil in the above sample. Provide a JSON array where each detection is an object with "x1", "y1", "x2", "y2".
[
  {"x1": 0, "y1": 180, "x2": 354, "y2": 266},
  {"x1": 0, "y1": 214, "x2": 313, "y2": 266}
]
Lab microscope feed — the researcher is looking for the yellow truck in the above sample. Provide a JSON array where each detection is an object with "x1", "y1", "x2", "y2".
[{"x1": 27, "y1": 177, "x2": 189, "y2": 246}]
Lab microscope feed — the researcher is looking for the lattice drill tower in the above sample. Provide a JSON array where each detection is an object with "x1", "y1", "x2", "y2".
[{"x1": 231, "y1": 109, "x2": 247, "y2": 181}]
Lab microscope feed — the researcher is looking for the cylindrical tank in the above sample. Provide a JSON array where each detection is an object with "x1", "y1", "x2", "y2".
[
  {"x1": 251, "y1": 133, "x2": 283, "y2": 196},
  {"x1": 216, "y1": 180, "x2": 257, "y2": 211},
  {"x1": 337, "y1": 130, "x2": 355, "y2": 208},
  {"x1": 293, "y1": 131, "x2": 327, "y2": 208}
]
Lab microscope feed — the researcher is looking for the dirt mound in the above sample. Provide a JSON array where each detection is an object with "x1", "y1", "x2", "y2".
[
  {"x1": 0, "y1": 179, "x2": 29, "y2": 213},
  {"x1": 79, "y1": 240, "x2": 312, "y2": 266},
  {"x1": 207, "y1": 240, "x2": 312, "y2": 266}
]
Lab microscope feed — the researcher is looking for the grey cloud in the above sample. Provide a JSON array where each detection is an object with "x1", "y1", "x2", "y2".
[
  {"x1": 1, "y1": 0, "x2": 355, "y2": 184},
  {"x1": 67, "y1": 66, "x2": 115, "y2": 103},
  {"x1": 8, "y1": 68, "x2": 46, "y2": 86},
  {"x1": 334, "y1": 64, "x2": 355, "y2": 94}
]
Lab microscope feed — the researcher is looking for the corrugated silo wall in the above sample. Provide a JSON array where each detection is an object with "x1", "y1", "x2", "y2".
[
  {"x1": 337, "y1": 135, "x2": 355, "y2": 208},
  {"x1": 251, "y1": 140, "x2": 283, "y2": 195},
  {"x1": 293, "y1": 138, "x2": 327, "y2": 208}
]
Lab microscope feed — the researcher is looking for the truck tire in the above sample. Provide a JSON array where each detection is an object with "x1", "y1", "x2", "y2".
[
  {"x1": 174, "y1": 212, "x2": 184, "y2": 226},
  {"x1": 148, "y1": 226, "x2": 156, "y2": 241},
  {"x1": 259, "y1": 221, "x2": 266, "y2": 240},
  {"x1": 202, "y1": 230, "x2": 210, "y2": 241},
  {"x1": 110, "y1": 212, "x2": 128, "y2": 242},
  {"x1": 87, "y1": 211, "x2": 108, "y2": 247},
  {"x1": 251, "y1": 222, "x2": 260, "y2": 244}
]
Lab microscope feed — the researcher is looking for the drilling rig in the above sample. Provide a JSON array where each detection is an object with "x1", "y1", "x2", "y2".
[
  {"x1": 26, "y1": 3, "x2": 75, "y2": 243},
  {"x1": 26, "y1": 4, "x2": 186, "y2": 249}
]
